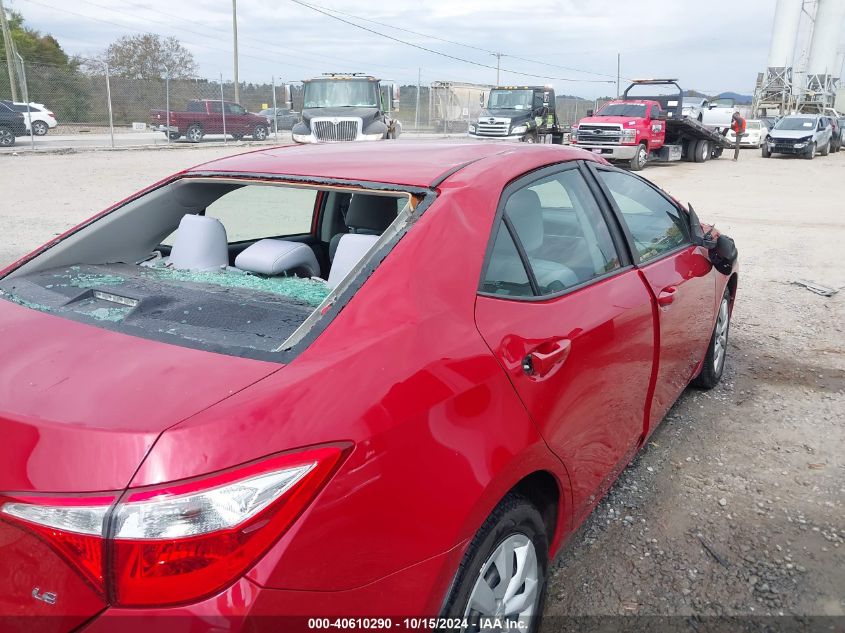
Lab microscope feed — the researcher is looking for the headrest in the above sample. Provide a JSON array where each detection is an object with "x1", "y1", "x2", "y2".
[
  {"x1": 346, "y1": 194, "x2": 397, "y2": 232},
  {"x1": 235, "y1": 239, "x2": 320, "y2": 277},
  {"x1": 505, "y1": 189, "x2": 543, "y2": 252},
  {"x1": 169, "y1": 214, "x2": 229, "y2": 271}
]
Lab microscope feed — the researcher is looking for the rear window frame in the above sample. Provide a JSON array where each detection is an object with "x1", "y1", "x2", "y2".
[{"x1": 1, "y1": 171, "x2": 435, "y2": 364}]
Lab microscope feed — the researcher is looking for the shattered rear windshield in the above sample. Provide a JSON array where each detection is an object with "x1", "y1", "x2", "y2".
[{"x1": 0, "y1": 264, "x2": 331, "y2": 353}]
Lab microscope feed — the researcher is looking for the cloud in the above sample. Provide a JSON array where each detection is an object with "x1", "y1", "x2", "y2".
[{"x1": 6, "y1": 0, "x2": 803, "y2": 97}]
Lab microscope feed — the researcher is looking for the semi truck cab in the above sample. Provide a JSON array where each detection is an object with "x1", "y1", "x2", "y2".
[
  {"x1": 468, "y1": 85, "x2": 561, "y2": 143},
  {"x1": 292, "y1": 73, "x2": 401, "y2": 143}
]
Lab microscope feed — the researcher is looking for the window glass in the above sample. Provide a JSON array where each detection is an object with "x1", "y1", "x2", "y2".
[
  {"x1": 598, "y1": 171, "x2": 689, "y2": 262},
  {"x1": 481, "y1": 225, "x2": 533, "y2": 297},
  {"x1": 501, "y1": 169, "x2": 620, "y2": 296},
  {"x1": 206, "y1": 186, "x2": 318, "y2": 243},
  {"x1": 225, "y1": 103, "x2": 245, "y2": 115}
]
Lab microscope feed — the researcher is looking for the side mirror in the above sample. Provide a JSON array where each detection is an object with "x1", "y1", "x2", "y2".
[
  {"x1": 586, "y1": 109, "x2": 594, "y2": 117},
  {"x1": 480, "y1": 93, "x2": 485, "y2": 106},
  {"x1": 687, "y1": 204, "x2": 715, "y2": 248},
  {"x1": 284, "y1": 85, "x2": 292, "y2": 110}
]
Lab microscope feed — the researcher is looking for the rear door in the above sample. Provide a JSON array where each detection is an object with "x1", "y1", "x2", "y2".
[
  {"x1": 591, "y1": 166, "x2": 715, "y2": 432},
  {"x1": 474, "y1": 163, "x2": 656, "y2": 522}
]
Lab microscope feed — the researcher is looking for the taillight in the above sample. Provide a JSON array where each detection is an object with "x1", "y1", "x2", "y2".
[{"x1": 0, "y1": 446, "x2": 344, "y2": 606}]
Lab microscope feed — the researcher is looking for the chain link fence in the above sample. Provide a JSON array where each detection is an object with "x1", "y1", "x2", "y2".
[{"x1": 2, "y1": 57, "x2": 612, "y2": 148}]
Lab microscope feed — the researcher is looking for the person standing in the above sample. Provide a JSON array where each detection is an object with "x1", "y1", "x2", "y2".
[{"x1": 730, "y1": 111, "x2": 746, "y2": 161}]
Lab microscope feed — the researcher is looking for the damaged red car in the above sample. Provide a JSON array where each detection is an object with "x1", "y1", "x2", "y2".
[{"x1": 0, "y1": 142, "x2": 737, "y2": 631}]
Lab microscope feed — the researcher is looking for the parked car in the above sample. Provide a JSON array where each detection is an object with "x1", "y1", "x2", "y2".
[
  {"x1": 150, "y1": 99, "x2": 270, "y2": 142},
  {"x1": 763, "y1": 114, "x2": 834, "y2": 159},
  {"x1": 828, "y1": 117, "x2": 841, "y2": 153},
  {"x1": 0, "y1": 143, "x2": 738, "y2": 631},
  {"x1": 701, "y1": 97, "x2": 738, "y2": 130},
  {"x1": 0, "y1": 100, "x2": 57, "y2": 135},
  {"x1": 0, "y1": 101, "x2": 27, "y2": 146},
  {"x1": 682, "y1": 96, "x2": 709, "y2": 121},
  {"x1": 725, "y1": 119, "x2": 767, "y2": 148},
  {"x1": 259, "y1": 107, "x2": 299, "y2": 130}
]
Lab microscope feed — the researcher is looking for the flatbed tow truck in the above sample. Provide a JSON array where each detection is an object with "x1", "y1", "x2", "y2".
[{"x1": 571, "y1": 79, "x2": 734, "y2": 170}]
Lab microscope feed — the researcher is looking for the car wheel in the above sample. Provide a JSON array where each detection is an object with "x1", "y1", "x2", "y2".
[
  {"x1": 820, "y1": 140, "x2": 830, "y2": 156},
  {"x1": 441, "y1": 494, "x2": 548, "y2": 633},
  {"x1": 32, "y1": 121, "x2": 49, "y2": 136},
  {"x1": 0, "y1": 126, "x2": 15, "y2": 147},
  {"x1": 761, "y1": 144, "x2": 771, "y2": 158},
  {"x1": 629, "y1": 143, "x2": 647, "y2": 171},
  {"x1": 697, "y1": 113, "x2": 703, "y2": 123},
  {"x1": 231, "y1": 133, "x2": 244, "y2": 141},
  {"x1": 186, "y1": 124, "x2": 204, "y2": 143},
  {"x1": 168, "y1": 132, "x2": 181, "y2": 140},
  {"x1": 252, "y1": 125, "x2": 268, "y2": 141},
  {"x1": 694, "y1": 139, "x2": 710, "y2": 163},
  {"x1": 692, "y1": 289, "x2": 731, "y2": 390},
  {"x1": 804, "y1": 142, "x2": 815, "y2": 160}
]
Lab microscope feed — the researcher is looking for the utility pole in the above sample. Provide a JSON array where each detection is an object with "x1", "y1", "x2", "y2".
[
  {"x1": 232, "y1": 0, "x2": 240, "y2": 103},
  {"x1": 0, "y1": 0, "x2": 19, "y2": 101},
  {"x1": 414, "y1": 67, "x2": 420, "y2": 131},
  {"x1": 493, "y1": 52, "x2": 502, "y2": 85},
  {"x1": 616, "y1": 53, "x2": 621, "y2": 98}
]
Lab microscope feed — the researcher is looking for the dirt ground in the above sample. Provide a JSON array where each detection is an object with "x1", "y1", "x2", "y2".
[{"x1": 1, "y1": 144, "x2": 843, "y2": 625}]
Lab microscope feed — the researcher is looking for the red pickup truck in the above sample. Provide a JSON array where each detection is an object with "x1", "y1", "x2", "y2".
[{"x1": 150, "y1": 99, "x2": 270, "y2": 143}]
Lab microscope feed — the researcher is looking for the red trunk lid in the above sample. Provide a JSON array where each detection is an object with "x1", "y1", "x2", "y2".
[{"x1": 0, "y1": 301, "x2": 280, "y2": 626}]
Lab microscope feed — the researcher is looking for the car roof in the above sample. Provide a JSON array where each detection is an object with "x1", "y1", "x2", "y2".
[{"x1": 186, "y1": 142, "x2": 594, "y2": 187}]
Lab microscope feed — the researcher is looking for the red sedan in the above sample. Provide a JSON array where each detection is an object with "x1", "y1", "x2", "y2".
[{"x1": 0, "y1": 142, "x2": 737, "y2": 631}]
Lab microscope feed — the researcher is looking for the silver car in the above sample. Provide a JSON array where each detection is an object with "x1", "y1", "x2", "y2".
[
  {"x1": 682, "y1": 97, "x2": 709, "y2": 122},
  {"x1": 763, "y1": 114, "x2": 833, "y2": 159}
]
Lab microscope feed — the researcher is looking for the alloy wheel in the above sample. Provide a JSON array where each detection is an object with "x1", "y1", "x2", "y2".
[
  {"x1": 0, "y1": 128, "x2": 13, "y2": 146},
  {"x1": 464, "y1": 533, "x2": 540, "y2": 631},
  {"x1": 713, "y1": 297, "x2": 730, "y2": 373}
]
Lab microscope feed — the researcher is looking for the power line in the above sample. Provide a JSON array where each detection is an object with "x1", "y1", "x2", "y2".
[
  {"x1": 288, "y1": 0, "x2": 615, "y2": 84},
  {"x1": 16, "y1": 0, "x2": 414, "y2": 80},
  {"x1": 297, "y1": 0, "x2": 624, "y2": 81}
]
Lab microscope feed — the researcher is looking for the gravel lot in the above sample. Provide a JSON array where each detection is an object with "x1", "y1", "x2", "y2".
[{"x1": 1, "y1": 144, "x2": 843, "y2": 624}]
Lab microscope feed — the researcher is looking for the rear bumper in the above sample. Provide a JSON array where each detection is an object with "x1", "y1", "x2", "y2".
[{"x1": 570, "y1": 143, "x2": 639, "y2": 160}]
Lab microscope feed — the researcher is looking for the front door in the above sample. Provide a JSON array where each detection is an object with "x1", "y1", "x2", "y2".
[
  {"x1": 592, "y1": 167, "x2": 715, "y2": 431},
  {"x1": 474, "y1": 163, "x2": 656, "y2": 522}
]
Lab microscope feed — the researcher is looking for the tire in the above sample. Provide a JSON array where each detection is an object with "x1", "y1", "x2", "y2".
[
  {"x1": 694, "y1": 139, "x2": 710, "y2": 163},
  {"x1": 820, "y1": 140, "x2": 829, "y2": 156},
  {"x1": 629, "y1": 143, "x2": 647, "y2": 171},
  {"x1": 692, "y1": 288, "x2": 731, "y2": 390},
  {"x1": 804, "y1": 142, "x2": 815, "y2": 160},
  {"x1": 697, "y1": 113, "x2": 703, "y2": 123},
  {"x1": 440, "y1": 494, "x2": 549, "y2": 632},
  {"x1": 231, "y1": 133, "x2": 244, "y2": 141},
  {"x1": 31, "y1": 120, "x2": 49, "y2": 136},
  {"x1": 168, "y1": 132, "x2": 181, "y2": 140},
  {"x1": 186, "y1": 124, "x2": 204, "y2": 143},
  {"x1": 712, "y1": 145, "x2": 724, "y2": 159},
  {"x1": 0, "y1": 126, "x2": 15, "y2": 147},
  {"x1": 761, "y1": 144, "x2": 771, "y2": 158},
  {"x1": 251, "y1": 125, "x2": 268, "y2": 141}
]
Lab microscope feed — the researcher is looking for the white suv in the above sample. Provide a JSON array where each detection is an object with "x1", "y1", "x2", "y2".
[
  {"x1": 763, "y1": 114, "x2": 833, "y2": 159},
  {"x1": 2, "y1": 101, "x2": 58, "y2": 136}
]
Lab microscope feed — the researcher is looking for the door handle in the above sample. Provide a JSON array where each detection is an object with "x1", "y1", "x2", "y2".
[
  {"x1": 657, "y1": 286, "x2": 677, "y2": 306},
  {"x1": 523, "y1": 339, "x2": 572, "y2": 377}
]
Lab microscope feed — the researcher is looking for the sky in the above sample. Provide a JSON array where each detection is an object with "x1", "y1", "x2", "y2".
[{"x1": 6, "y1": 0, "x2": 837, "y2": 98}]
